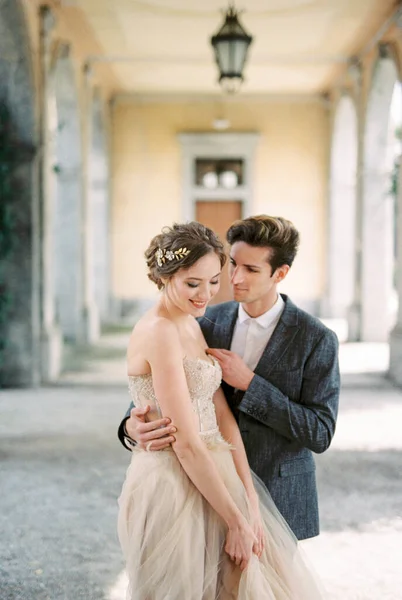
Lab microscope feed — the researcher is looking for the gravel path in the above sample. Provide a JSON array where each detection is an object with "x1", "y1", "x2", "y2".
[{"x1": 1, "y1": 343, "x2": 401, "y2": 599}]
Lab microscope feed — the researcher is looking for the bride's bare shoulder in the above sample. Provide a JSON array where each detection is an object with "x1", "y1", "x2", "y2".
[
  {"x1": 134, "y1": 311, "x2": 175, "y2": 334},
  {"x1": 127, "y1": 312, "x2": 180, "y2": 371},
  {"x1": 129, "y1": 312, "x2": 178, "y2": 352}
]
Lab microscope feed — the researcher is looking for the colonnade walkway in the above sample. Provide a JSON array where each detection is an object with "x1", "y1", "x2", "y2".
[{"x1": 0, "y1": 330, "x2": 401, "y2": 599}]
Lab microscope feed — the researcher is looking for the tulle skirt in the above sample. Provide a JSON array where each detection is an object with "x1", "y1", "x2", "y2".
[{"x1": 118, "y1": 434, "x2": 324, "y2": 600}]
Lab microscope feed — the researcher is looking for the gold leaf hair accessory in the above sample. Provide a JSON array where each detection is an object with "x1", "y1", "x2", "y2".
[{"x1": 156, "y1": 247, "x2": 191, "y2": 267}]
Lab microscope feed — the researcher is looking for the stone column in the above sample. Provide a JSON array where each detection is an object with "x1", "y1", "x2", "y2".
[
  {"x1": 39, "y1": 5, "x2": 63, "y2": 380},
  {"x1": 0, "y1": 0, "x2": 42, "y2": 386},
  {"x1": 81, "y1": 64, "x2": 100, "y2": 343},
  {"x1": 52, "y1": 43, "x2": 86, "y2": 343},
  {"x1": 389, "y1": 146, "x2": 402, "y2": 384},
  {"x1": 360, "y1": 55, "x2": 397, "y2": 341},
  {"x1": 360, "y1": 165, "x2": 395, "y2": 341},
  {"x1": 324, "y1": 94, "x2": 358, "y2": 331},
  {"x1": 347, "y1": 60, "x2": 364, "y2": 341},
  {"x1": 90, "y1": 91, "x2": 110, "y2": 322}
]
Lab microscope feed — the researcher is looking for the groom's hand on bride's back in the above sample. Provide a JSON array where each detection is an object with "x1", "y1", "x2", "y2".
[{"x1": 126, "y1": 406, "x2": 176, "y2": 451}]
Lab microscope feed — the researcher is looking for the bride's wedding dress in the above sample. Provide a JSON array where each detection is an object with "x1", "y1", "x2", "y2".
[{"x1": 118, "y1": 357, "x2": 324, "y2": 599}]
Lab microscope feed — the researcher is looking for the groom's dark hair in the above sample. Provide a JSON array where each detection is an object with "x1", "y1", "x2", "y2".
[{"x1": 226, "y1": 215, "x2": 300, "y2": 273}]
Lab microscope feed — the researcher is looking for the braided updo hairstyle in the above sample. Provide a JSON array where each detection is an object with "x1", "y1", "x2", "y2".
[{"x1": 145, "y1": 222, "x2": 227, "y2": 290}]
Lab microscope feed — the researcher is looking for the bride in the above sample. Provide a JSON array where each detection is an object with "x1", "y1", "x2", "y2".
[{"x1": 118, "y1": 221, "x2": 323, "y2": 599}]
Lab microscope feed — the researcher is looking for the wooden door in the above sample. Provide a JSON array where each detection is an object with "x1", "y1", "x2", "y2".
[{"x1": 195, "y1": 200, "x2": 242, "y2": 304}]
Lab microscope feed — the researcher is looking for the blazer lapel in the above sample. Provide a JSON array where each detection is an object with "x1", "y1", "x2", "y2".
[
  {"x1": 213, "y1": 303, "x2": 238, "y2": 350},
  {"x1": 254, "y1": 295, "x2": 300, "y2": 377}
]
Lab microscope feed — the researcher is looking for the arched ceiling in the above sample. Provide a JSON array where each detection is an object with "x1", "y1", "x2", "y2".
[{"x1": 61, "y1": 0, "x2": 397, "y2": 96}]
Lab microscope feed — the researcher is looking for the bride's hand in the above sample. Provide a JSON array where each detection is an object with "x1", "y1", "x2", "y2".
[
  {"x1": 249, "y1": 498, "x2": 265, "y2": 559},
  {"x1": 225, "y1": 516, "x2": 257, "y2": 571}
]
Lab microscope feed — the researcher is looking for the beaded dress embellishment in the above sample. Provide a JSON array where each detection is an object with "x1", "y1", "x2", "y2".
[{"x1": 128, "y1": 358, "x2": 223, "y2": 443}]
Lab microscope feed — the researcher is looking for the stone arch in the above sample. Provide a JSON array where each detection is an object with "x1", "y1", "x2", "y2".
[
  {"x1": 89, "y1": 90, "x2": 110, "y2": 322},
  {"x1": 50, "y1": 44, "x2": 84, "y2": 342},
  {"x1": 361, "y1": 56, "x2": 398, "y2": 341},
  {"x1": 0, "y1": 0, "x2": 39, "y2": 386},
  {"x1": 325, "y1": 94, "x2": 358, "y2": 334}
]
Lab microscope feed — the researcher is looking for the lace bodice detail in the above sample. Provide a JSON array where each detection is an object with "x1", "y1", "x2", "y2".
[{"x1": 128, "y1": 358, "x2": 222, "y2": 437}]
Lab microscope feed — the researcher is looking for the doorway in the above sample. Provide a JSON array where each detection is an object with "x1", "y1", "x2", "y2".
[
  {"x1": 178, "y1": 132, "x2": 259, "y2": 303},
  {"x1": 196, "y1": 200, "x2": 242, "y2": 303}
]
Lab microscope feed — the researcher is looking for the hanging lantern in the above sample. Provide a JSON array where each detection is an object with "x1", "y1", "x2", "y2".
[{"x1": 211, "y1": 5, "x2": 253, "y2": 94}]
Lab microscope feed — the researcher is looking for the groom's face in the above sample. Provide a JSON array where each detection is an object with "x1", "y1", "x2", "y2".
[{"x1": 228, "y1": 242, "x2": 279, "y2": 305}]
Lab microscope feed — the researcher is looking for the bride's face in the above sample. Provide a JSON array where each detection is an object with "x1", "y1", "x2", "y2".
[{"x1": 164, "y1": 252, "x2": 222, "y2": 316}]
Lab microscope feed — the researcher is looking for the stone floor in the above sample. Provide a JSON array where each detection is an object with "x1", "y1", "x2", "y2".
[{"x1": 0, "y1": 333, "x2": 401, "y2": 599}]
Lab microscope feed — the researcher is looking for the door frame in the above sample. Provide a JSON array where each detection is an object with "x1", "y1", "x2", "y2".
[{"x1": 177, "y1": 132, "x2": 260, "y2": 220}]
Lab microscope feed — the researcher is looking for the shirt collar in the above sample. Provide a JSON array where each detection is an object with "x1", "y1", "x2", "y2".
[{"x1": 238, "y1": 294, "x2": 285, "y2": 328}]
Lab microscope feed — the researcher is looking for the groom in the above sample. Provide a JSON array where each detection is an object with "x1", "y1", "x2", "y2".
[{"x1": 118, "y1": 215, "x2": 340, "y2": 540}]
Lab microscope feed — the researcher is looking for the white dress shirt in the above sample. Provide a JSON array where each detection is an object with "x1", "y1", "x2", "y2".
[{"x1": 230, "y1": 295, "x2": 285, "y2": 371}]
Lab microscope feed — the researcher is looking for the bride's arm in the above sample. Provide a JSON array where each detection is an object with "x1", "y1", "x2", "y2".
[
  {"x1": 213, "y1": 387, "x2": 258, "y2": 507},
  {"x1": 213, "y1": 387, "x2": 265, "y2": 557},
  {"x1": 148, "y1": 319, "x2": 252, "y2": 539}
]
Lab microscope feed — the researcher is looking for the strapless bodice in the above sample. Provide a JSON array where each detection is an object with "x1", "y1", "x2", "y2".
[{"x1": 128, "y1": 357, "x2": 222, "y2": 440}]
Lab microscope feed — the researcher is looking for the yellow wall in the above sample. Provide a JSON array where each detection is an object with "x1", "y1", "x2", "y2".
[
  {"x1": 111, "y1": 98, "x2": 329, "y2": 306},
  {"x1": 21, "y1": 0, "x2": 402, "y2": 312}
]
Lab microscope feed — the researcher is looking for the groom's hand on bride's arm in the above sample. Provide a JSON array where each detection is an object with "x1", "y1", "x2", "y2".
[
  {"x1": 126, "y1": 406, "x2": 176, "y2": 451},
  {"x1": 206, "y1": 349, "x2": 254, "y2": 391}
]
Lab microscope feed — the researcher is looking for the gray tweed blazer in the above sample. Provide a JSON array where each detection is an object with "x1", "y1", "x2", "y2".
[
  {"x1": 118, "y1": 294, "x2": 340, "y2": 540},
  {"x1": 198, "y1": 294, "x2": 340, "y2": 540}
]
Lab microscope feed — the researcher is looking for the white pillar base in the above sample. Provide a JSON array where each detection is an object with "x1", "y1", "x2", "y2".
[
  {"x1": 41, "y1": 323, "x2": 63, "y2": 382},
  {"x1": 389, "y1": 325, "x2": 402, "y2": 386},
  {"x1": 82, "y1": 302, "x2": 100, "y2": 344},
  {"x1": 347, "y1": 302, "x2": 361, "y2": 341}
]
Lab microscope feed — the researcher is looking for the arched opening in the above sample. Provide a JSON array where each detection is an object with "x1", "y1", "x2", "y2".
[
  {"x1": 325, "y1": 95, "x2": 358, "y2": 339},
  {"x1": 0, "y1": 0, "x2": 39, "y2": 386},
  {"x1": 361, "y1": 57, "x2": 399, "y2": 342}
]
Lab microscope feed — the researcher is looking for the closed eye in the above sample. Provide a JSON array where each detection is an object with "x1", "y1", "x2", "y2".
[
  {"x1": 187, "y1": 280, "x2": 220, "y2": 288},
  {"x1": 230, "y1": 259, "x2": 258, "y2": 274}
]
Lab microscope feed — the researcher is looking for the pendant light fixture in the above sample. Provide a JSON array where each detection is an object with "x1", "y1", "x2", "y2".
[{"x1": 210, "y1": 4, "x2": 253, "y2": 93}]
